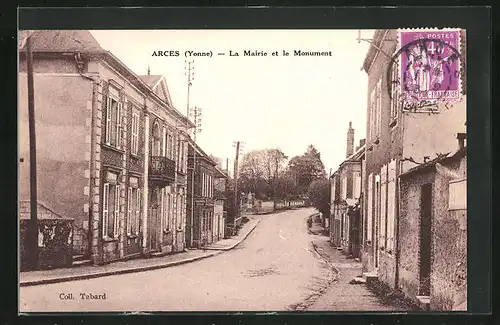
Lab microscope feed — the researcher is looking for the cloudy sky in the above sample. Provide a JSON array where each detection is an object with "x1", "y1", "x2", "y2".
[{"x1": 90, "y1": 29, "x2": 374, "y2": 175}]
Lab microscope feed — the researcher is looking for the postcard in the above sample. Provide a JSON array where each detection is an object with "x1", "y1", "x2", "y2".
[{"x1": 18, "y1": 27, "x2": 467, "y2": 313}]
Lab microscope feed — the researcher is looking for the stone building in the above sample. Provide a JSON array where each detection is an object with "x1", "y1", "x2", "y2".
[
  {"x1": 186, "y1": 141, "x2": 219, "y2": 248},
  {"x1": 18, "y1": 30, "x2": 193, "y2": 266},
  {"x1": 360, "y1": 29, "x2": 466, "y2": 308},
  {"x1": 329, "y1": 122, "x2": 365, "y2": 257},
  {"x1": 398, "y1": 139, "x2": 467, "y2": 311}
]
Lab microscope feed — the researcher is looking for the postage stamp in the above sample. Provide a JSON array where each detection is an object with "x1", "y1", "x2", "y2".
[{"x1": 396, "y1": 28, "x2": 462, "y2": 104}]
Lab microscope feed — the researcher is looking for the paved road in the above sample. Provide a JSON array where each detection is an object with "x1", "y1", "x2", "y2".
[{"x1": 20, "y1": 208, "x2": 333, "y2": 312}]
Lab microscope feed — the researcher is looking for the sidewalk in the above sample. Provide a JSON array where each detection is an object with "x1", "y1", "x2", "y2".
[
  {"x1": 308, "y1": 237, "x2": 418, "y2": 311},
  {"x1": 20, "y1": 215, "x2": 262, "y2": 287}
]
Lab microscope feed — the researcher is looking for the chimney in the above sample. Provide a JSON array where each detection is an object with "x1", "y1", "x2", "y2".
[
  {"x1": 147, "y1": 66, "x2": 151, "y2": 75},
  {"x1": 346, "y1": 121, "x2": 354, "y2": 158},
  {"x1": 456, "y1": 133, "x2": 466, "y2": 150}
]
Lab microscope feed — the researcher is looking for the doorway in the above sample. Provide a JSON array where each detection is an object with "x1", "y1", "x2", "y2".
[
  {"x1": 419, "y1": 183, "x2": 432, "y2": 296},
  {"x1": 148, "y1": 187, "x2": 161, "y2": 252}
]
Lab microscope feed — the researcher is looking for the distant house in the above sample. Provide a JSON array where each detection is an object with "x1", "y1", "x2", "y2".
[
  {"x1": 213, "y1": 166, "x2": 228, "y2": 242},
  {"x1": 18, "y1": 30, "x2": 193, "y2": 267},
  {"x1": 398, "y1": 138, "x2": 467, "y2": 311},
  {"x1": 186, "y1": 141, "x2": 222, "y2": 248},
  {"x1": 329, "y1": 122, "x2": 365, "y2": 258}
]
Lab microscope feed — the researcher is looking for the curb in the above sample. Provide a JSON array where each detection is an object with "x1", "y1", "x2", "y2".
[
  {"x1": 20, "y1": 219, "x2": 262, "y2": 287},
  {"x1": 20, "y1": 252, "x2": 220, "y2": 287},
  {"x1": 198, "y1": 218, "x2": 262, "y2": 251}
]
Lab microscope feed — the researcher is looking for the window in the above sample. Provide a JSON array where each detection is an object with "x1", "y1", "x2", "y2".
[
  {"x1": 105, "y1": 95, "x2": 123, "y2": 149},
  {"x1": 152, "y1": 123, "x2": 161, "y2": 156},
  {"x1": 380, "y1": 166, "x2": 387, "y2": 251},
  {"x1": 202, "y1": 173, "x2": 206, "y2": 197},
  {"x1": 127, "y1": 181, "x2": 141, "y2": 236},
  {"x1": 176, "y1": 194, "x2": 182, "y2": 229},
  {"x1": 386, "y1": 160, "x2": 397, "y2": 253},
  {"x1": 162, "y1": 127, "x2": 167, "y2": 157},
  {"x1": 369, "y1": 78, "x2": 382, "y2": 142},
  {"x1": 366, "y1": 173, "x2": 373, "y2": 243},
  {"x1": 390, "y1": 60, "x2": 400, "y2": 125},
  {"x1": 177, "y1": 138, "x2": 182, "y2": 171},
  {"x1": 131, "y1": 112, "x2": 140, "y2": 155},
  {"x1": 102, "y1": 177, "x2": 120, "y2": 239},
  {"x1": 166, "y1": 132, "x2": 173, "y2": 159}
]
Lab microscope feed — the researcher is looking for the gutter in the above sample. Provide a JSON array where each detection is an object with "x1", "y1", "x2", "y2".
[{"x1": 75, "y1": 53, "x2": 100, "y2": 264}]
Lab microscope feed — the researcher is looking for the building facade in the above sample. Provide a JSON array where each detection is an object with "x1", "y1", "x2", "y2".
[
  {"x1": 360, "y1": 29, "x2": 467, "y2": 309},
  {"x1": 398, "y1": 142, "x2": 467, "y2": 311},
  {"x1": 329, "y1": 122, "x2": 365, "y2": 257},
  {"x1": 18, "y1": 30, "x2": 193, "y2": 266},
  {"x1": 186, "y1": 141, "x2": 220, "y2": 248}
]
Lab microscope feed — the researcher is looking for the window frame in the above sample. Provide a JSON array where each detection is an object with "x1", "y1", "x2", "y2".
[{"x1": 131, "y1": 111, "x2": 140, "y2": 156}]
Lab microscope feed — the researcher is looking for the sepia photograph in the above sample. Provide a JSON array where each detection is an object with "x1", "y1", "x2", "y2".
[{"x1": 18, "y1": 27, "x2": 467, "y2": 313}]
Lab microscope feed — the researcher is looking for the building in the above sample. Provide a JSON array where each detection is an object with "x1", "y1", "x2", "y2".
[
  {"x1": 186, "y1": 141, "x2": 219, "y2": 248},
  {"x1": 398, "y1": 138, "x2": 467, "y2": 311},
  {"x1": 18, "y1": 30, "x2": 193, "y2": 267},
  {"x1": 213, "y1": 166, "x2": 228, "y2": 242},
  {"x1": 329, "y1": 122, "x2": 365, "y2": 258},
  {"x1": 360, "y1": 29, "x2": 467, "y2": 306}
]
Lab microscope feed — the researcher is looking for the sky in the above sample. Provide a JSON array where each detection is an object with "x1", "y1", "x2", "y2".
[{"x1": 90, "y1": 29, "x2": 374, "y2": 176}]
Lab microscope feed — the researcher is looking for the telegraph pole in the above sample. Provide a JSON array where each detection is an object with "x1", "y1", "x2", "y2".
[
  {"x1": 26, "y1": 32, "x2": 39, "y2": 270},
  {"x1": 188, "y1": 106, "x2": 202, "y2": 248},
  {"x1": 185, "y1": 60, "x2": 195, "y2": 122},
  {"x1": 232, "y1": 141, "x2": 244, "y2": 230}
]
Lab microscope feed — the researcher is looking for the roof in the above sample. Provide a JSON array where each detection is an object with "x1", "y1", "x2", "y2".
[
  {"x1": 18, "y1": 30, "x2": 105, "y2": 53},
  {"x1": 139, "y1": 75, "x2": 163, "y2": 89},
  {"x1": 342, "y1": 144, "x2": 365, "y2": 165},
  {"x1": 188, "y1": 140, "x2": 217, "y2": 166},
  {"x1": 19, "y1": 30, "x2": 194, "y2": 129},
  {"x1": 214, "y1": 165, "x2": 228, "y2": 179},
  {"x1": 362, "y1": 30, "x2": 388, "y2": 73},
  {"x1": 399, "y1": 146, "x2": 467, "y2": 179}
]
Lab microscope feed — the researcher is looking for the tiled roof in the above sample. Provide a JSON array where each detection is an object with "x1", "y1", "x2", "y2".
[
  {"x1": 19, "y1": 30, "x2": 105, "y2": 53},
  {"x1": 139, "y1": 75, "x2": 163, "y2": 89},
  {"x1": 399, "y1": 146, "x2": 467, "y2": 178}
]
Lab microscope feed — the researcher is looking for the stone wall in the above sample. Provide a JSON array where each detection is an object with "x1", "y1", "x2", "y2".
[{"x1": 19, "y1": 201, "x2": 73, "y2": 271}]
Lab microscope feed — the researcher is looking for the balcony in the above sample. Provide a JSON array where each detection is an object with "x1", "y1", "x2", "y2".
[{"x1": 149, "y1": 156, "x2": 175, "y2": 185}]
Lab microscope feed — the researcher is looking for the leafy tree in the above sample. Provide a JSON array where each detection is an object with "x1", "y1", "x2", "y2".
[
  {"x1": 288, "y1": 145, "x2": 327, "y2": 195},
  {"x1": 307, "y1": 178, "x2": 331, "y2": 226},
  {"x1": 238, "y1": 148, "x2": 288, "y2": 200}
]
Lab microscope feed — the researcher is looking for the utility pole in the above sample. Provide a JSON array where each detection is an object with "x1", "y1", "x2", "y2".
[
  {"x1": 184, "y1": 60, "x2": 195, "y2": 247},
  {"x1": 26, "y1": 32, "x2": 39, "y2": 270},
  {"x1": 185, "y1": 60, "x2": 195, "y2": 134},
  {"x1": 188, "y1": 106, "x2": 202, "y2": 248},
  {"x1": 232, "y1": 141, "x2": 244, "y2": 230}
]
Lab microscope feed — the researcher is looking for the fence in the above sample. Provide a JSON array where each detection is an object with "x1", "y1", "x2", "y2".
[{"x1": 251, "y1": 199, "x2": 309, "y2": 215}]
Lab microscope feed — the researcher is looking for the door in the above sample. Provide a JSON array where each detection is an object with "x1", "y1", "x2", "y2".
[
  {"x1": 149, "y1": 187, "x2": 161, "y2": 252},
  {"x1": 419, "y1": 183, "x2": 433, "y2": 296}
]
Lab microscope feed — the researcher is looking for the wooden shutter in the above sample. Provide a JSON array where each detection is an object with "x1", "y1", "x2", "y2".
[
  {"x1": 114, "y1": 185, "x2": 120, "y2": 238},
  {"x1": 136, "y1": 188, "x2": 141, "y2": 235},
  {"x1": 103, "y1": 183, "x2": 109, "y2": 237}
]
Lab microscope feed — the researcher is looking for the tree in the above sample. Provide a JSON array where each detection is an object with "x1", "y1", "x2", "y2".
[
  {"x1": 307, "y1": 178, "x2": 331, "y2": 226},
  {"x1": 238, "y1": 148, "x2": 288, "y2": 200},
  {"x1": 288, "y1": 145, "x2": 327, "y2": 195}
]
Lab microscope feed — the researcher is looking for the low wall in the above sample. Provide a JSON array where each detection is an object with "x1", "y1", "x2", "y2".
[
  {"x1": 19, "y1": 201, "x2": 74, "y2": 271},
  {"x1": 252, "y1": 200, "x2": 307, "y2": 214}
]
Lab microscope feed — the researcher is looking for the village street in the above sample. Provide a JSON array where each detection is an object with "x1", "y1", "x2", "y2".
[
  {"x1": 20, "y1": 208, "x2": 327, "y2": 312},
  {"x1": 20, "y1": 208, "x2": 407, "y2": 312}
]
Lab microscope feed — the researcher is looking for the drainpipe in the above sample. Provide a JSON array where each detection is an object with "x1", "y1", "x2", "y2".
[
  {"x1": 395, "y1": 161, "x2": 401, "y2": 290},
  {"x1": 75, "y1": 53, "x2": 100, "y2": 264},
  {"x1": 142, "y1": 106, "x2": 150, "y2": 255}
]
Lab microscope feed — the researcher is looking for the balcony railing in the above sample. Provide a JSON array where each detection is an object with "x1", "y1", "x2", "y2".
[{"x1": 149, "y1": 156, "x2": 176, "y2": 185}]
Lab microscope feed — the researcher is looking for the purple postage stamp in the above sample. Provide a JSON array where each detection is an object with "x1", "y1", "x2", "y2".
[{"x1": 398, "y1": 29, "x2": 462, "y2": 104}]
